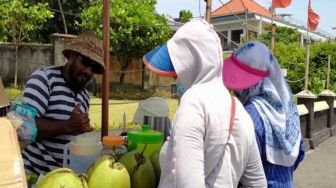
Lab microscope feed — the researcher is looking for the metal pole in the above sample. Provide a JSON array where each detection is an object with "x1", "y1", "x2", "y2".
[
  {"x1": 327, "y1": 55, "x2": 331, "y2": 90},
  {"x1": 101, "y1": 0, "x2": 110, "y2": 139},
  {"x1": 304, "y1": 31, "x2": 310, "y2": 90},
  {"x1": 205, "y1": 0, "x2": 212, "y2": 23}
]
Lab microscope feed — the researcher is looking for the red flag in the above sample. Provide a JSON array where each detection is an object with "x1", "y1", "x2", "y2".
[
  {"x1": 308, "y1": 0, "x2": 320, "y2": 31},
  {"x1": 272, "y1": 0, "x2": 292, "y2": 8}
]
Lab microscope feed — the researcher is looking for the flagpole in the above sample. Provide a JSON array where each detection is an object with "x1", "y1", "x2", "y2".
[{"x1": 296, "y1": 0, "x2": 317, "y2": 97}]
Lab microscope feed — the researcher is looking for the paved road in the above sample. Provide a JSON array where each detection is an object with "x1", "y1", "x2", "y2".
[{"x1": 294, "y1": 136, "x2": 336, "y2": 188}]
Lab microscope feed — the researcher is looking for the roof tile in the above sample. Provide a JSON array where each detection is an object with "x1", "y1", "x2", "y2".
[{"x1": 212, "y1": 0, "x2": 273, "y2": 18}]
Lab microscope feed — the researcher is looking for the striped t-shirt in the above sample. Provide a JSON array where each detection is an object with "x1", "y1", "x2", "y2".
[{"x1": 22, "y1": 66, "x2": 90, "y2": 175}]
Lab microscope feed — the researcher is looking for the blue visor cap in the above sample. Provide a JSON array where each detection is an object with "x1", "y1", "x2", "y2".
[{"x1": 143, "y1": 44, "x2": 177, "y2": 77}]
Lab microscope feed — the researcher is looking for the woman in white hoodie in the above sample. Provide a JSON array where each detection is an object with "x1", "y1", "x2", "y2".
[{"x1": 143, "y1": 19, "x2": 266, "y2": 188}]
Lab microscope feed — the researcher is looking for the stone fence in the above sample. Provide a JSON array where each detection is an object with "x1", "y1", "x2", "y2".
[{"x1": 297, "y1": 91, "x2": 336, "y2": 151}]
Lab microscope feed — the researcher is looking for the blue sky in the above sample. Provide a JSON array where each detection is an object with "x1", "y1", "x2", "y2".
[{"x1": 156, "y1": 0, "x2": 336, "y2": 37}]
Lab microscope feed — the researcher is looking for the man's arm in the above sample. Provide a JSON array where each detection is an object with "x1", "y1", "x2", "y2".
[
  {"x1": 36, "y1": 103, "x2": 92, "y2": 139},
  {"x1": 23, "y1": 69, "x2": 92, "y2": 140}
]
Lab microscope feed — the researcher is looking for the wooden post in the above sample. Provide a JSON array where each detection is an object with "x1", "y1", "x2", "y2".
[
  {"x1": 101, "y1": 0, "x2": 110, "y2": 139},
  {"x1": 270, "y1": 8, "x2": 275, "y2": 52},
  {"x1": 271, "y1": 23, "x2": 276, "y2": 52},
  {"x1": 205, "y1": 0, "x2": 212, "y2": 23},
  {"x1": 327, "y1": 55, "x2": 331, "y2": 90},
  {"x1": 304, "y1": 33, "x2": 310, "y2": 90},
  {"x1": 245, "y1": 8, "x2": 248, "y2": 41}
]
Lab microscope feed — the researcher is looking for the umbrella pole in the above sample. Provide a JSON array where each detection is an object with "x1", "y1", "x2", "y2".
[{"x1": 101, "y1": 0, "x2": 110, "y2": 139}]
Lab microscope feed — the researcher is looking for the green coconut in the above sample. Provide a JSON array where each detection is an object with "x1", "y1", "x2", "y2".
[
  {"x1": 36, "y1": 168, "x2": 87, "y2": 188},
  {"x1": 150, "y1": 148, "x2": 161, "y2": 186},
  {"x1": 86, "y1": 155, "x2": 130, "y2": 188},
  {"x1": 119, "y1": 149, "x2": 156, "y2": 188}
]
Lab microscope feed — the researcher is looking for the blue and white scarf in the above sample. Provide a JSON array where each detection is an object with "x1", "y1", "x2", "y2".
[{"x1": 234, "y1": 41, "x2": 301, "y2": 167}]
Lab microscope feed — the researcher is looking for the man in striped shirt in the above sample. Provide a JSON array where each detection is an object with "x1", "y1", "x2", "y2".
[{"x1": 22, "y1": 32, "x2": 105, "y2": 174}]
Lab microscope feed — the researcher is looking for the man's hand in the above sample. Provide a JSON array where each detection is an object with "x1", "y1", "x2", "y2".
[
  {"x1": 35, "y1": 103, "x2": 93, "y2": 139},
  {"x1": 67, "y1": 103, "x2": 93, "y2": 134}
]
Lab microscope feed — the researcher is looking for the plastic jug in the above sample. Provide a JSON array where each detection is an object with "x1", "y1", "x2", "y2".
[
  {"x1": 127, "y1": 125, "x2": 163, "y2": 158},
  {"x1": 63, "y1": 132, "x2": 103, "y2": 173}
]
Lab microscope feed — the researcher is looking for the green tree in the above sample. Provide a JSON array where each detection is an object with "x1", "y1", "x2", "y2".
[
  {"x1": 179, "y1": 10, "x2": 193, "y2": 23},
  {"x1": 259, "y1": 25, "x2": 301, "y2": 46},
  {"x1": 0, "y1": 0, "x2": 53, "y2": 87},
  {"x1": 81, "y1": 0, "x2": 172, "y2": 86},
  {"x1": 310, "y1": 41, "x2": 336, "y2": 93},
  {"x1": 257, "y1": 25, "x2": 336, "y2": 94},
  {"x1": 27, "y1": 0, "x2": 91, "y2": 42},
  {"x1": 272, "y1": 43, "x2": 306, "y2": 94},
  {"x1": 255, "y1": 25, "x2": 307, "y2": 94},
  {"x1": 246, "y1": 25, "x2": 336, "y2": 94}
]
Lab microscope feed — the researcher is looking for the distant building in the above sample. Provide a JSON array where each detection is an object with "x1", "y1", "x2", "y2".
[
  {"x1": 211, "y1": 0, "x2": 333, "y2": 51},
  {"x1": 167, "y1": 18, "x2": 183, "y2": 32}
]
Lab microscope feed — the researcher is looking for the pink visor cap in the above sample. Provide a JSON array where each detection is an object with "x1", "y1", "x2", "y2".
[{"x1": 222, "y1": 55, "x2": 270, "y2": 90}]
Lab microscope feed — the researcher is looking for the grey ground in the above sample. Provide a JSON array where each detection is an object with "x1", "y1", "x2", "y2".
[{"x1": 294, "y1": 136, "x2": 336, "y2": 188}]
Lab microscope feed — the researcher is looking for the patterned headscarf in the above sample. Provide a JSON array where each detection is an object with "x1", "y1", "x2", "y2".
[{"x1": 234, "y1": 41, "x2": 301, "y2": 166}]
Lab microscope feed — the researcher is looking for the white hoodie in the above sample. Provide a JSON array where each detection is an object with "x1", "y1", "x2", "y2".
[{"x1": 158, "y1": 20, "x2": 266, "y2": 188}]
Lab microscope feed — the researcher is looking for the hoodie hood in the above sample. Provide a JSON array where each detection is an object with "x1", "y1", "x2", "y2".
[{"x1": 167, "y1": 19, "x2": 223, "y2": 89}]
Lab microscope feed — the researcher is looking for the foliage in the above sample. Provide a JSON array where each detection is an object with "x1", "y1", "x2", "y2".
[
  {"x1": 26, "y1": 0, "x2": 91, "y2": 42},
  {"x1": 179, "y1": 10, "x2": 193, "y2": 23},
  {"x1": 251, "y1": 25, "x2": 336, "y2": 94},
  {"x1": 310, "y1": 41, "x2": 336, "y2": 93},
  {"x1": 4, "y1": 88, "x2": 22, "y2": 101},
  {"x1": 272, "y1": 43, "x2": 306, "y2": 94},
  {"x1": 109, "y1": 88, "x2": 155, "y2": 100},
  {"x1": 0, "y1": 0, "x2": 53, "y2": 87},
  {"x1": 253, "y1": 26, "x2": 305, "y2": 93},
  {"x1": 259, "y1": 25, "x2": 301, "y2": 46},
  {"x1": 81, "y1": 0, "x2": 172, "y2": 85},
  {"x1": 0, "y1": 0, "x2": 53, "y2": 43}
]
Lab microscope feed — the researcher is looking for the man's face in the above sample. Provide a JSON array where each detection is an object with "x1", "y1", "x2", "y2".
[{"x1": 68, "y1": 53, "x2": 95, "y2": 90}]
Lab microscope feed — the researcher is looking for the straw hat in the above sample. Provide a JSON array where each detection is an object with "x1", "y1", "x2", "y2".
[{"x1": 62, "y1": 32, "x2": 105, "y2": 74}]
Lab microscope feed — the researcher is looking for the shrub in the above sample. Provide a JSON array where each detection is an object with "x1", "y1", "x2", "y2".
[{"x1": 4, "y1": 88, "x2": 22, "y2": 101}]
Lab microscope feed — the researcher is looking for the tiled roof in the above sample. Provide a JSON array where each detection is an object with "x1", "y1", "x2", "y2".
[{"x1": 211, "y1": 0, "x2": 273, "y2": 18}]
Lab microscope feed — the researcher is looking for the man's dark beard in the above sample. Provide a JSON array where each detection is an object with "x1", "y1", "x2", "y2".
[{"x1": 66, "y1": 63, "x2": 87, "y2": 93}]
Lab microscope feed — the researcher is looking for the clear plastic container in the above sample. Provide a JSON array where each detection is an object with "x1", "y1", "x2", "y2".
[
  {"x1": 63, "y1": 132, "x2": 103, "y2": 173},
  {"x1": 102, "y1": 136, "x2": 127, "y2": 159},
  {"x1": 127, "y1": 125, "x2": 163, "y2": 158}
]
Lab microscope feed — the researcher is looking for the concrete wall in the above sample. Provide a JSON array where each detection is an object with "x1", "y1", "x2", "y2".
[
  {"x1": 0, "y1": 43, "x2": 53, "y2": 87},
  {"x1": 0, "y1": 34, "x2": 174, "y2": 90},
  {"x1": 94, "y1": 55, "x2": 175, "y2": 92}
]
